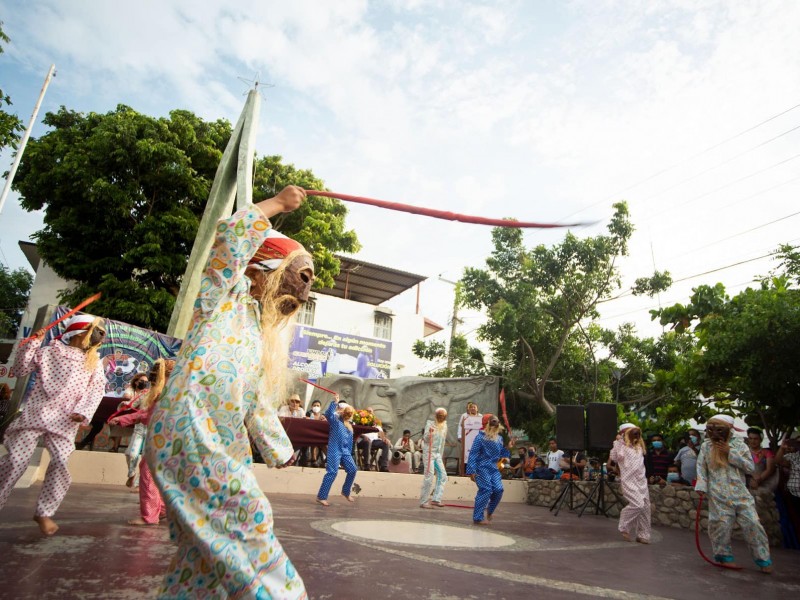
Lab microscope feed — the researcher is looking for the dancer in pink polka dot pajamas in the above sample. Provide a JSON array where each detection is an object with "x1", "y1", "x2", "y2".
[
  {"x1": 0, "y1": 314, "x2": 106, "y2": 535},
  {"x1": 609, "y1": 422, "x2": 651, "y2": 544}
]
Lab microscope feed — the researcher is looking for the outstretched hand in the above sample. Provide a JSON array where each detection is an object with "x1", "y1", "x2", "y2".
[{"x1": 69, "y1": 413, "x2": 84, "y2": 423}]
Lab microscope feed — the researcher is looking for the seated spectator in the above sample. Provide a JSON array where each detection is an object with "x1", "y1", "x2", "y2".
[
  {"x1": 775, "y1": 435, "x2": 800, "y2": 516},
  {"x1": 560, "y1": 449, "x2": 587, "y2": 480},
  {"x1": 746, "y1": 427, "x2": 778, "y2": 493},
  {"x1": 522, "y1": 448, "x2": 538, "y2": 478},
  {"x1": 546, "y1": 438, "x2": 564, "y2": 476},
  {"x1": 306, "y1": 399, "x2": 326, "y2": 420},
  {"x1": 357, "y1": 417, "x2": 391, "y2": 472},
  {"x1": 277, "y1": 393, "x2": 305, "y2": 418},
  {"x1": 394, "y1": 429, "x2": 421, "y2": 473},
  {"x1": 303, "y1": 398, "x2": 327, "y2": 467},
  {"x1": 510, "y1": 446, "x2": 527, "y2": 478},
  {"x1": 665, "y1": 464, "x2": 687, "y2": 486},
  {"x1": 674, "y1": 428, "x2": 701, "y2": 486},
  {"x1": 528, "y1": 457, "x2": 556, "y2": 480},
  {"x1": 645, "y1": 433, "x2": 674, "y2": 484}
]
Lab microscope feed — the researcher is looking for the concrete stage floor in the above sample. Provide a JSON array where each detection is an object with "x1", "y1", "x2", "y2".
[{"x1": 0, "y1": 483, "x2": 798, "y2": 599}]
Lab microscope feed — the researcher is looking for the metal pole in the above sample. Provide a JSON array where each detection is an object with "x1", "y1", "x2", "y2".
[
  {"x1": 439, "y1": 276, "x2": 459, "y2": 371},
  {"x1": 0, "y1": 64, "x2": 56, "y2": 215}
]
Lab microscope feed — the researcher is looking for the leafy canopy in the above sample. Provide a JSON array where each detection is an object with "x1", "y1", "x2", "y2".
[
  {"x1": 0, "y1": 264, "x2": 32, "y2": 338},
  {"x1": 0, "y1": 22, "x2": 24, "y2": 151},
  {"x1": 14, "y1": 105, "x2": 359, "y2": 332}
]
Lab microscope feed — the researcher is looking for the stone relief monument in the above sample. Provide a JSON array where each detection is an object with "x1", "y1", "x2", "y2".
[{"x1": 306, "y1": 375, "x2": 498, "y2": 464}]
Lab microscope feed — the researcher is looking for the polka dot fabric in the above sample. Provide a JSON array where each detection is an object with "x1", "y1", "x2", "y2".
[{"x1": 145, "y1": 206, "x2": 306, "y2": 600}]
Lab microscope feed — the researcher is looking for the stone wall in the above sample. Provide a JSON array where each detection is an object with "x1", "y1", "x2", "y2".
[{"x1": 526, "y1": 479, "x2": 782, "y2": 546}]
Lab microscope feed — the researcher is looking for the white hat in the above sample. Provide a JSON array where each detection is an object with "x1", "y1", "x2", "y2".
[
  {"x1": 708, "y1": 414, "x2": 744, "y2": 431},
  {"x1": 59, "y1": 315, "x2": 96, "y2": 342},
  {"x1": 619, "y1": 423, "x2": 637, "y2": 432}
]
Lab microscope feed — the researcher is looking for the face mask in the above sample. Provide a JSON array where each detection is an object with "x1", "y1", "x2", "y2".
[
  {"x1": 666, "y1": 472, "x2": 680, "y2": 483},
  {"x1": 311, "y1": 406, "x2": 320, "y2": 414},
  {"x1": 652, "y1": 441, "x2": 663, "y2": 449},
  {"x1": 528, "y1": 450, "x2": 535, "y2": 457},
  {"x1": 134, "y1": 380, "x2": 148, "y2": 390},
  {"x1": 689, "y1": 435, "x2": 699, "y2": 444},
  {"x1": 338, "y1": 402, "x2": 347, "y2": 409}
]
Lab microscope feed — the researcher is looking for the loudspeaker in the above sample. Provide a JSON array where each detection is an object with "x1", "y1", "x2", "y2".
[
  {"x1": 586, "y1": 403, "x2": 617, "y2": 450},
  {"x1": 556, "y1": 405, "x2": 585, "y2": 450}
]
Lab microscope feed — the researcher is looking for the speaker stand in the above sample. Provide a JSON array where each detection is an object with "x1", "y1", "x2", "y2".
[
  {"x1": 576, "y1": 471, "x2": 624, "y2": 518},
  {"x1": 549, "y1": 455, "x2": 588, "y2": 516}
]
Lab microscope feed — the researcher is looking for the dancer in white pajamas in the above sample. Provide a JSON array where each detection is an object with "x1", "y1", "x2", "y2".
[
  {"x1": 0, "y1": 314, "x2": 106, "y2": 535},
  {"x1": 609, "y1": 423, "x2": 651, "y2": 544},
  {"x1": 419, "y1": 407, "x2": 448, "y2": 508}
]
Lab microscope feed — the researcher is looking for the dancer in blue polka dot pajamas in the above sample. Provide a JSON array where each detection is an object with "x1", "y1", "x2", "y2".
[
  {"x1": 466, "y1": 413, "x2": 512, "y2": 525},
  {"x1": 316, "y1": 398, "x2": 358, "y2": 506}
]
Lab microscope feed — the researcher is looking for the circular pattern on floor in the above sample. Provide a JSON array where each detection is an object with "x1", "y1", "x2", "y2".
[{"x1": 331, "y1": 519, "x2": 515, "y2": 548}]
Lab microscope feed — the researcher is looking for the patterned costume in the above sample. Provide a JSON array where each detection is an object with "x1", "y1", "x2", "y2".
[
  {"x1": 695, "y1": 436, "x2": 771, "y2": 567},
  {"x1": 419, "y1": 419, "x2": 448, "y2": 505},
  {"x1": 316, "y1": 401, "x2": 358, "y2": 501},
  {"x1": 0, "y1": 331, "x2": 105, "y2": 519},
  {"x1": 466, "y1": 431, "x2": 509, "y2": 523},
  {"x1": 146, "y1": 206, "x2": 306, "y2": 599},
  {"x1": 609, "y1": 438, "x2": 651, "y2": 542}
]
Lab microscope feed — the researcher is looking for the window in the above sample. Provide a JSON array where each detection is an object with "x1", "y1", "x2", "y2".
[
  {"x1": 296, "y1": 300, "x2": 315, "y2": 326},
  {"x1": 374, "y1": 313, "x2": 392, "y2": 339}
]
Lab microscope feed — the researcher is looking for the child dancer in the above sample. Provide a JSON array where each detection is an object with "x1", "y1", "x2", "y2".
[
  {"x1": 316, "y1": 397, "x2": 358, "y2": 506},
  {"x1": 146, "y1": 186, "x2": 312, "y2": 599},
  {"x1": 0, "y1": 315, "x2": 106, "y2": 535},
  {"x1": 695, "y1": 414, "x2": 772, "y2": 573},
  {"x1": 109, "y1": 358, "x2": 175, "y2": 525},
  {"x1": 609, "y1": 423, "x2": 651, "y2": 544},
  {"x1": 466, "y1": 413, "x2": 511, "y2": 525},
  {"x1": 419, "y1": 407, "x2": 448, "y2": 508}
]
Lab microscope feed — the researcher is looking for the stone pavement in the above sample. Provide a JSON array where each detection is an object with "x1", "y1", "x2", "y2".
[{"x1": 0, "y1": 483, "x2": 798, "y2": 599}]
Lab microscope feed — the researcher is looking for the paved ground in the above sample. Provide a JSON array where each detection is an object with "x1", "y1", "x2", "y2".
[{"x1": 0, "y1": 483, "x2": 798, "y2": 599}]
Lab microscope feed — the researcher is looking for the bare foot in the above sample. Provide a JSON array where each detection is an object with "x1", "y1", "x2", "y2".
[
  {"x1": 125, "y1": 476, "x2": 135, "y2": 488},
  {"x1": 473, "y1": 520, "x2": 489, "y2": 526},
  {"x1": 420, "y1": 502, "x2": 434, "y2": 509},
  {"x1": 33, "y1": 516, "x2": 58, "y2": 536},
  {"x1": 127, "y1": 517, "x2": 157, "y2": 526},
  {"x1": 486, "y1": 512, "x2": 493, "y2": 522},
  {"x1": 130, "y1": 486, "x2": 139, "y2": 494},
  {"x1": 636, "y1": 537, "x2": 650, "y2": 545},
  {"x1": 430, "y1": 501, "x2": 445, "y2": 508},
  {"x1": 341, "y1": 494, "x2": 355, "y2": 503},
  {"x1": 621, "y1": 531, "x2": 632, "y2": 542},
  {"x1": 760, "y1": 565, "x2": 773, "y2": 574},
  {"x1": 315, "y1": 498, "x2": 330, "y2": 506}
]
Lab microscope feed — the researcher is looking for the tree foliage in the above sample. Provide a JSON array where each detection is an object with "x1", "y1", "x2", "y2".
[
  {"x1": 460, "y1": 203, "x2": 669, "y2": 433},
  {"x1": 412, "y1": 334, "x2": 490, "y2": 378},
  {"x1": 0, "y1": 22, "x2": 24, "y2": 151},
  {"x1": 654, "y1": 260, "x2": 800, "y2": 447},
  {"x1": 0, "y1": 264, "x2": 33, "y2": 338},
  {"x1": 14, "y1": 105, "x2": 359, "y2": 332}
]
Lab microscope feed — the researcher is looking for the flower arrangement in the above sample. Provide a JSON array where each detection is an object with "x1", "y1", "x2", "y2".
[{"x1": 352, "y1": 409, "x2": 375, "y2": 427}]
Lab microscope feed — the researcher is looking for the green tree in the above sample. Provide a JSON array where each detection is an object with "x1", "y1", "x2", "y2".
[
  {"x1": 412, "y1": 333, "x2": 490, "y2": 378},
  {"x1": 0, "y1": 22, "x2": 24, "y2": 151},
  {"x1": 654, "y1": 270, "x2": 800, "y2": 447},
  {"x1": 460, "y1": 203, "x2": 669, "y2": 430},
  {"x1": 14, "y1": 105, "x2": 359, "y2": 332},
  {"x1": 0, "y1": 264, "x2": 33, "y2": 338}
]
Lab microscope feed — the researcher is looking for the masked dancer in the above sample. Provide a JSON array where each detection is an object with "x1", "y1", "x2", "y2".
[
  {"x1": 146, "y1": 185, "x2": 314, "y2": 599},
  {"x1": 466, "y1": 414, "x2": 511, "y2": 525},
  {"x1": 0, "y1": 315, "x2": 106, "y2": 535},
  {"x1": 695, "y1": 414, "x2": 772, "y2": 573},
  {"x1": 609, "y1": 423, "x2": 650, "y2": 543},
  {"x1": 419, "y1": 407, "x2": 448, "y2": 508},
  {"x1": 316, "y1": 396, "x2": 358, "y2": 506}
]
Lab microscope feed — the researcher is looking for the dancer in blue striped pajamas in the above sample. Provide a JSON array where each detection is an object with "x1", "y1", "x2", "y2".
[
  {"x1": 466, "y1": 414, "x2": 511, "y2": 525},
  {"x1": 316, "y1": 398, "x2": 358, "y2": 506}
]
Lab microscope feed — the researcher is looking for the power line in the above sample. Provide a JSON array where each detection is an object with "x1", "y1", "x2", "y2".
[{"x1": 556, "y1": 101, "x2": 800, "y2": 222}]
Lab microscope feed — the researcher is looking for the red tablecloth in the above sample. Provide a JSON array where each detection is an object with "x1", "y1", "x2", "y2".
[{"x1": 279, "y1": 417, "x2": 377, "y2": 448}]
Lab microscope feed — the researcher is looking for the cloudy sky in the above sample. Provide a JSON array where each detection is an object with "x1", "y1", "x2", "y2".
[{"x1": 2, "y1": 1, "x2": 799, "y2": 361}]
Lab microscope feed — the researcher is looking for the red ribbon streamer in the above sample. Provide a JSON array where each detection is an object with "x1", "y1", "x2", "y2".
[
  {"x1": 19, "y1": 292, "x2": 102, "y2": 346},
  {"x1": 498, "y1": 388, "x2": 512, "y2": 433},
  {"x1": 695, "y1": 492, "x2": 743, "y2": 570},
  {"x1": 300, "y1": 378, "x2": 337, "y2": 396},
  {"x1": 304, "y1": 190, "x2": 592, "y2": 229}
]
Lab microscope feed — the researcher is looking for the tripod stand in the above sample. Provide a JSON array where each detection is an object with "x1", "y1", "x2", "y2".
[
  {"x1": 577, "y1": 462, "x2": 624, "y2": 518},
  {"x1": 549, "y1": 453, "x2": 588, "y2": 516}
]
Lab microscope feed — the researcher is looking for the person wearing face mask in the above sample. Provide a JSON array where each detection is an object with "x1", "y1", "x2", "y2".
[
  {"x1": 466, "y1": 413, "x2": 513, "y2": 525},
  {"x1": 645, "y1": 433, "x2": 674, "y2": 485},
  {"x1": 305, "y1": 399, "x2": 327, "y2": 467},
  {"x1": 108, "y1": 372, "x2": 151, "y2": 489},
  {"x1": 610, "y1": 423, "x2": 651, "y2": 543},
  {"x1": 674, "y1": 428, "x2": 701, "y2": 486},
  {"x1": 0, "y1": 315, "x2": 107, "y2": 535},
  {"x1": 419, "y1": 408, "x2": 449, "y2": 508}
]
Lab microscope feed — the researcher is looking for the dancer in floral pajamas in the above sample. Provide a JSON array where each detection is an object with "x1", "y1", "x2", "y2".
[
  {"x1": 315, "y1": 397, "x2": 358, "y2": 506},
  {"x1": 466, "y1": 414, "x2": 511, "y2": 525},
  {"x1": 110, "y1": 358, "x2": 175, "y2": 526},
  {"x1": 609, "y1": 423, "x2": 651, "y2": 544},
  {"x1": 146, "y1": 185, "x2": 314, "y2": 599},
  {"x1": 419, "y1": 407, "x2": 448, "y2": 509},
  {"x1": 0, "y1": 314, "x2": 106, "y2": 535},
  {"x1": 695, "y1": 414, "x2": 772, "y2": 573}
]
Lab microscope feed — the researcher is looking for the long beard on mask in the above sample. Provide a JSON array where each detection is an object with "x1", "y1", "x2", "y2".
[{"x1": 484, "y1": 423, "x2": 503, "y2": 441}]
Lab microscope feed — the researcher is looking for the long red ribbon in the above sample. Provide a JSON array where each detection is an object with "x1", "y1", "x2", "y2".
[
  {"x1": 695, "y1": 492, "x2": 743, "y2": 570},
  {"x1": 300, "y1": 378, "x2": 337, "y2": 396},
  {"x1": 19, "y1": 292, "x2": 102, "y2": 346},
  {"x1": 304, "y1": 190, "x2": 592, "y2": 229},
  {"x1": 499, "y1": 388, "x2": 512, "y2": 432}
]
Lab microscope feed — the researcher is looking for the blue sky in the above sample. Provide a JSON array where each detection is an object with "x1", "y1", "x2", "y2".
[{"x1": 2, "y1": 1, "x2": 799, "y2": 357}]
